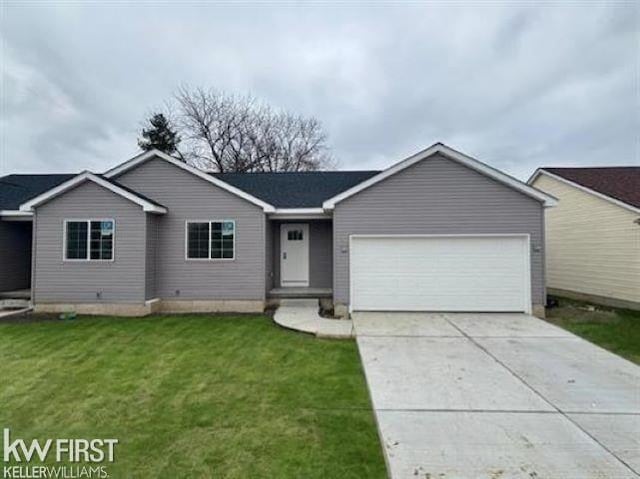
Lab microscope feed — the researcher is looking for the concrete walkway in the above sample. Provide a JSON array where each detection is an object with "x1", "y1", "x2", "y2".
[
  {"x1": 354, "y1": 312, "x2": 640, "y2": 478},
  {"x1": 0, "y1": 307, "x2": 32, "y2": 319},
  {"x1": 273, "y1": 299, "x2": 354, "y2": 338}
]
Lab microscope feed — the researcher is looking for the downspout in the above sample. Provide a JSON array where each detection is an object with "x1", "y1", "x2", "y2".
[{"x1": 30, "y1": 211, "x2": 37, "y2": 307}]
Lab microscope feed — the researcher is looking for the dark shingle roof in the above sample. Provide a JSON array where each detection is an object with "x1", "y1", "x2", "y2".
[
  {"x1": 212, "y1": 170, "x2": 381, "y2": 208},
  {"x1": 0, "y1": 174, "x2": 76, "y2": 210},
  {"x1": 1, "y1": 170, "x2": 381, "y2": 211},
  {"x1": 0, "y1": 174, "x2": 167, "y2": 211},
  {"x1": 101, "y1": 176, "x2": 167, "y2": 209},
  {"x1": 542, "y1": 167, "x2": 640, "y2": 209}
]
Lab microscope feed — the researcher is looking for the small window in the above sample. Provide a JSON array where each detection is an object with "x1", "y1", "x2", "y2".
[
  {"x1": 186, "y1": 220, "x2": 235, "y2": 260},
  {"x1": 65, "y1": 220, "x2": 114, "y2": 261},
  {"x1": 287, "y1": 229, "x2": 303, "y2": 241}
]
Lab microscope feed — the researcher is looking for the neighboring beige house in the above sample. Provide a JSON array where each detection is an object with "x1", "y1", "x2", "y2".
[{"x1": 529, "y1": 167, "x2": 640, "y2": 310}]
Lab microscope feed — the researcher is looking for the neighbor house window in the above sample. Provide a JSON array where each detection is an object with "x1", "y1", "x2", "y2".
[
  {"x1": 65, "y1": 220, "x2": 114, "y2": 261},
  {"x1": 186, "y1": 220, "x2": 235, "y2": 260}
]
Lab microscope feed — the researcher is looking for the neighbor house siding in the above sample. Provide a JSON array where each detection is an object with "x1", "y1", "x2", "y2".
[
  {"x1": 33, "y1": 181, "x2": 147, "y2": 303},
  {"x1": 270, "y1": 220, "x2": 333, "y2": 289},
  {"x1": 145, "y1": 214, "x2": 159, "y2": 299},
  {"x1": 116, "y1": 158, "x2": 266, "y2": 301},
  {"x1": 0, "y1": 220, "x2": 32, "y2": 292},
  {"x1": 532, "y1": 174, "x2": 640, "y2": 306},
  {"x1": 333, "y1": 154, "x2": 546, "y2": 307}
]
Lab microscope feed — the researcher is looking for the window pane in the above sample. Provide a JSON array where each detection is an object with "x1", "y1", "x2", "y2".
[
  {"x1": 222, "y1": 221, "x2": 234, "y2": 236},
  {"x1": 66, "y1": 221, "x2": 88, "y2": 259},
  {"x1": 211, "y1": 221, "x2": 234, "y2": 259},
  {"x1": 90, "y1": 220, "x2": 114, "y2": 260},
  {"x1": 188, "y1": 222, "x2": 209, "y2": 258},
  {"x1": 288, "y1": 229, "x2": 302, "y2": 241}
]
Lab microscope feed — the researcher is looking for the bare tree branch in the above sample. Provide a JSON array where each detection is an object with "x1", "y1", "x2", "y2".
[{"x1": 169, "y1": 87, "x2": 334, "y2": 172}]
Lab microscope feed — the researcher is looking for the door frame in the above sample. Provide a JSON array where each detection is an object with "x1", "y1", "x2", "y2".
[
  {"x1": 348, "y1": 233, "x2": 531, "y2": 314},
  {"x1": 280, "y1": 223, "x2": 310, "y2": 287}
]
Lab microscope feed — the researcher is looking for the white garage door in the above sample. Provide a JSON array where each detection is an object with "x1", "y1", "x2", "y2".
[{"x1": 350, "y1": 235, "x2": 530, "y2": 313}]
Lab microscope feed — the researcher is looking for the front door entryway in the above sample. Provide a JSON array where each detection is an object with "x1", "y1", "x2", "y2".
[{"x1": 280, "y1": 223, "x2": 309, "y2": 287}]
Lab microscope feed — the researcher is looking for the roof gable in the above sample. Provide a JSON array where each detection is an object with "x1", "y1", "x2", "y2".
[
  {"x1": 104, "y1": 150, "x2": 275, "y2": 212},
  {"x1": 19, "y1": 172, "x2": 167, "y2": 214},
  {"x1": 322, "y1": 143, "x2": 558, "y2": 209},
  {"x1": 530, "y1": 167, "x2": 640, "y2": 213}
]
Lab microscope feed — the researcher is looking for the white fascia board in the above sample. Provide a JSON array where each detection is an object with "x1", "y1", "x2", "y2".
[
  {"x1": 0, "y1": 210, "x2": 34, "y2": 222},
  {"x1": 323, "y1": 143, "x2": 558, "y2": 209},
  {"x1": 104, "y1": 149, "x2": 276, "y2": 212},
  {"x1": 0, "y1": 210, "x2": 33, "y2": 217},
  {"x1": 529, "y1": 169, "x2": 640, "y2": 214},
  {"x1": 269, "y1": 208, "x2": 330, "y2": 220},
  {"x1": 19, "y1": 172, "x2": 168, "y2": 214}
]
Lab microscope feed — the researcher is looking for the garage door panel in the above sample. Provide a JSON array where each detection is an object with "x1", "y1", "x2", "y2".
[{"x1": 351, "y1": 236, "x2": 529, "y2": 312}]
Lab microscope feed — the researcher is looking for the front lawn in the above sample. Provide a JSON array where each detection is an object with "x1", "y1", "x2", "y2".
[
  {"x1": 545, "y1": 298, "x2": 640, "y2": 364},
  {"x1": 0, "y1": 314, "x2": 386, "y2": 478}
]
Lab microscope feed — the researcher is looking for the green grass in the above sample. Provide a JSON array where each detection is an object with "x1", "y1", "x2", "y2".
[
  {"x1": 0, "y1": 314, "x2": 386, "y2": 478},
  {"x1": 545, "y1": 298, "x2": 640, "y2": 364}
]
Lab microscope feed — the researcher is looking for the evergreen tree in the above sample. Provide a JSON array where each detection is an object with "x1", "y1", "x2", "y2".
[{"x1": 138, "y1": 113, "x2": 181, "y2": 155}]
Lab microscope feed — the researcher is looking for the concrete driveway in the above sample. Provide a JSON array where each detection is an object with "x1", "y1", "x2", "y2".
[{"x1": 354, "y1": 312, "x2": 640, "y2": 478}]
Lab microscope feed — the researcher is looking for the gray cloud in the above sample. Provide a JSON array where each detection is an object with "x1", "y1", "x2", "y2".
[{"x1": 0, "y1": 2, "x2": 636, "y2": 179}]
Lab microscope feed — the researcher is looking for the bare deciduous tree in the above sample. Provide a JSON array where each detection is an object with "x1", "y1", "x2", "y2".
[{"x1": 169, "y1": 87, "x2": 334, "y2": 172}]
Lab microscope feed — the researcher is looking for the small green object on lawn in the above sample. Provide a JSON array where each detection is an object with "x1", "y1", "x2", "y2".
[{"x1": 59, "y1": 311, "x2": 77, "y2": 321}]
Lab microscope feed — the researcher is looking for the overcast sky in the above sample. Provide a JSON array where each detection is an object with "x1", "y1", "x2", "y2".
[{"x1": 1, "y1": 2, "x2": 637, "y2": 179}]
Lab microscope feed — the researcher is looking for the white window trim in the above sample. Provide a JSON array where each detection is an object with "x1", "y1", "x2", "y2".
[
  {"x1": 185, "y1": 219, "x2": 236, "y2": 261},
  {"x1": 63, "y1": 218, "x2": 116, "y2": 262}
]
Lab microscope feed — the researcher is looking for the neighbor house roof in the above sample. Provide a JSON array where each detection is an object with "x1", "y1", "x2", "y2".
[
  {"x1": 212, "y1": 171, "x2": 380, "y2": 208},
  {"x1": 529, "y1": 167, "x2": 640, "y2": 213},
  {"x1": 536, "y1": 167, "x2": 640, "y2": 210},
  {"x1": 0, "y1": 174, "x2": 76, "y2": 211}
]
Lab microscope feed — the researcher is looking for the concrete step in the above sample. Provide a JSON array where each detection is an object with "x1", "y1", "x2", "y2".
[
  {"x1": 279, "y1": 299, "x2": 320, "y2": 308},
  {"x1": 0, "y1": 299, "x2": 30, "y2": 310}
]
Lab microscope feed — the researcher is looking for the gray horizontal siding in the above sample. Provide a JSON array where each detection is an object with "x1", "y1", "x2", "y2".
[
  {"x1": 309, "y1": 221, "x2": 333, "y2": 288},
  {"x1": 145, "y1": 214, "x2": 159, "y2": 299},
  {"x1": 265, "y1": 218, "x2": 274, "y2": 293},
  {"x1": 0, "y1": 220, "x2": 32, "y2": 292},
  {"x1": 270, "y1": 220, "x2": 333, "y2": 289},
  {"x1": 333, "y1": 154, "x2": 545, "y2": 306},
  {"x1": 116, "y1": 158, "x2": 266, "y2": 301},
  {"x1": 34, "y1": 181, "x2": 147, "y2": 303}
]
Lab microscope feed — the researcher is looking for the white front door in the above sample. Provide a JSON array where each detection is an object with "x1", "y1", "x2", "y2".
[{"x1": 280, "y1": 223, "x2": 309, "y2": 287}]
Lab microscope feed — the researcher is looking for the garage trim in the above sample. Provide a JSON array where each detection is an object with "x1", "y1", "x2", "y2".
[{"x1": 348, "y1": 234, "x2": 532, "y2": 314}]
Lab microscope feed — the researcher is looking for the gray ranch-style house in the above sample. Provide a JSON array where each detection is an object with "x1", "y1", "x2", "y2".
[{"x1": 0, "y1": 143, "x2": 557, "y2": 318}]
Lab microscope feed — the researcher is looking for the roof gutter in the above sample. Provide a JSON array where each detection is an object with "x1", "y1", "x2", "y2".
[
  {"x1": 0, "y1": 210, "x2": 34, "y2": 220},
  {"x1": 269, "y1": 208, "x2": 330, "y2": 220}
]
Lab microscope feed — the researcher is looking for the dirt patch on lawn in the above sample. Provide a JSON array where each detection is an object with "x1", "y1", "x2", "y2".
[{"x1": 546, "y1": 298, "x2": 620, "y2": 325}]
